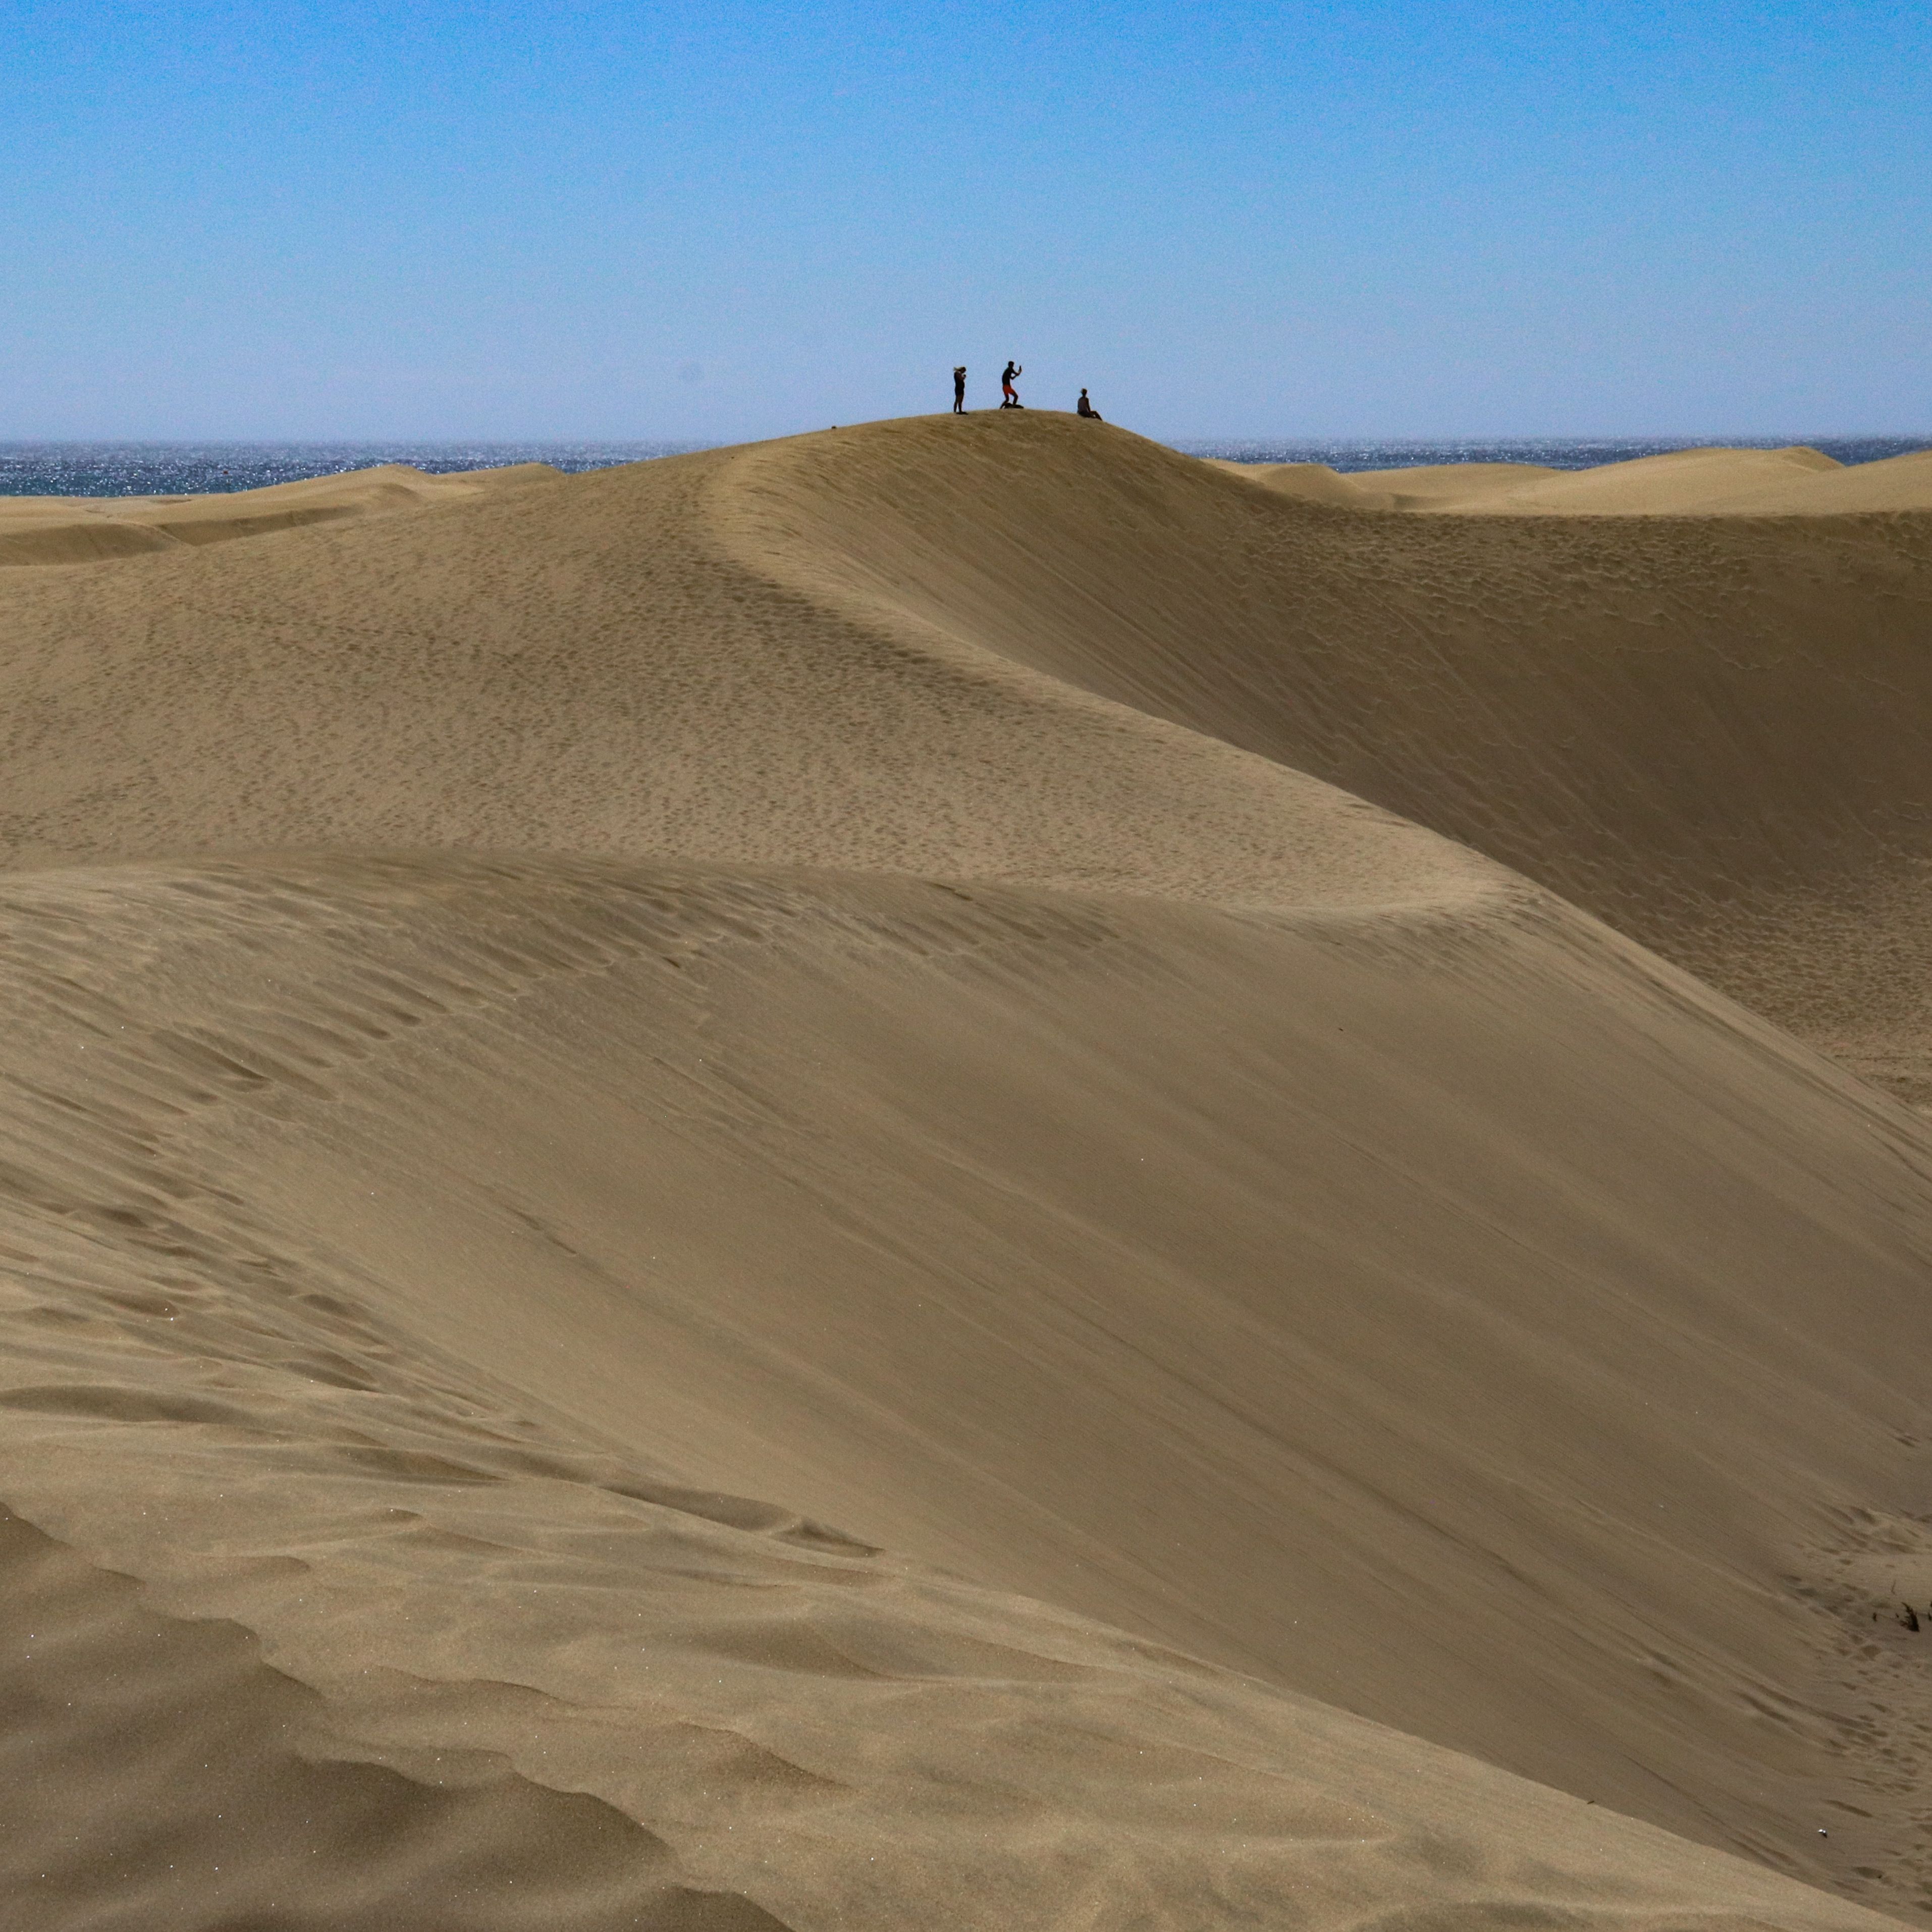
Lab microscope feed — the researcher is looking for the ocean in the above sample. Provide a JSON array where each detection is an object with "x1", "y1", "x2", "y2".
[
  {"x1": 1, "y1": 435, "x2": 1927, "y2": 497},
  {"x1": 0, "y1": 442, "x2": 701, "y2": 498}
]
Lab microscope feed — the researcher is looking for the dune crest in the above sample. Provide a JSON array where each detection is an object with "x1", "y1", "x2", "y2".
[
  {"x1": 726, "y1": 416, "x2": 1932, "y2": 1100},
  {"x1": 1, "y1": 419, "x2": 1930, "y2": 1927}
]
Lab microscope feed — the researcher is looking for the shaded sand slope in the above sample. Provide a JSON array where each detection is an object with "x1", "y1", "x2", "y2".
[
  {"x1": 750, "y1": 415, "x2": 1932, "y2": 1096},
  {"x1": 3, "y1": 854, "x2": 1929, "y2": 1930},
  {"x1": 1, "y1": 423, "x2": 1930, "y2": 1926}
]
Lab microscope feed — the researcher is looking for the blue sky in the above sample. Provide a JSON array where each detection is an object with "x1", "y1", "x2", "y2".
[{"x1": 3, "y1": 1, "x2": 1926, "y2": 440}]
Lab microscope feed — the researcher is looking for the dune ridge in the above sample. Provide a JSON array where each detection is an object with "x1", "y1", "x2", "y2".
[
  {"x1": 754, "y1": 419, "x2": 1932, "y2": 1100},
  {"x1": 1, "y1": 418, "x2": 1930, "y2": 1928}
]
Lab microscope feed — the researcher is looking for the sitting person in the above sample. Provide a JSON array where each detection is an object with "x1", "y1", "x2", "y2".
[{"x1": 1076, "y1": 388, "x2": 1103, "y2": 420}]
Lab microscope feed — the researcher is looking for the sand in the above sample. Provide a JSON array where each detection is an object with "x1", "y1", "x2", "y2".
[
  {"x1": 1213, "y1": 444, "x2": 1932, "y2": 514},
  {"x1": 0, "y1": 461, "x2": 564, "y2": 566},
  {"x1": 1, "y1": 417, "x2": 1930, "y2": 1930}
]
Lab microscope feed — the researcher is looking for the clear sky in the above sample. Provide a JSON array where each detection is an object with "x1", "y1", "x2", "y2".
[{"x1": 4, "y1": 1, "x2": 1926, "y2": 441}]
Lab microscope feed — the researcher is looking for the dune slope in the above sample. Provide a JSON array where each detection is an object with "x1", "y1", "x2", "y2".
[
  {"x1": 1, "y1": 419, "x2": 1930, "y2": 1928},
  {"x1": 745, "y1": 416, "x2": 1932, "y2": 1098}
]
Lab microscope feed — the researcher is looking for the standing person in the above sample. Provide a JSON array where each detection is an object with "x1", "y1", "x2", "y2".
[
  {"x1": 1076, "y1": 388, "x2": 1103, "y2": 420},
  {"x1": 952, "y1": 366, "x2": 967, "y2": 413},
  {"x1": 1000, "y1": 361, "x2": 1023, "y2": 407}
]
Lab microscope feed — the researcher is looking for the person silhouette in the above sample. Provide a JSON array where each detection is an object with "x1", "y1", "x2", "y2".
[
  {"x1": 1076, "y1": 388, "x2": 1102, "y2": 420},
  {"x1": 952, "y1": 366, "x2": 967, "y2": 413},
  {"x1": 1000, "y1": 361, "x2": 1023, "y2": 408}
]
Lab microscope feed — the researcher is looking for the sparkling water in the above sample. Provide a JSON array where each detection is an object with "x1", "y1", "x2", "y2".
[{"x1": 0, "y1": 442, "x2": 704, "y2": 499}]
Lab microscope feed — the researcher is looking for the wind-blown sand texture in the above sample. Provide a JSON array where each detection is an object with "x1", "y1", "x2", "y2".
[{"x1": 2, "y1": 418, "x2": 1930, "y2": 1930}]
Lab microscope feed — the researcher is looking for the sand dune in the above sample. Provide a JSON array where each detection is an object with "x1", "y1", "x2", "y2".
[
  {"x1": 1218, "y1": 443, "x2": 1932, "y2": 515},
  {"x1": 774, "y1": 419, "x2": 1932, "y2": 1098},
  {"x1": 1414, "y1": 445, "x2": 1932, "y2": 515},
  {"x1": 1208, "y1": 457, "x2": 1558, "y2": 509},
  {"x1": 0, "y1": 460, "x2": 563, "y2": 566},
  {"x1": 1, "y1": 418, "x2": 1930, "y2": 1929}
]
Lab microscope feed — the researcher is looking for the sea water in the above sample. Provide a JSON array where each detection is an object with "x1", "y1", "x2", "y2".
[
  {"x1": 0, "y1": 442, "x2": 701, "y2": 498},
  {"x1": 1, "y1": 436, "x2": 1927, "y2": 497}
]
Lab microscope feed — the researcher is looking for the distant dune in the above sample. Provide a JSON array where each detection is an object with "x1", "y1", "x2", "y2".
[
  {"x1": 0, "y1": 459, "x2": 564, "y2": 566},
  {"x1": 1213, "y1": 442, "x2": 1932, "y2": 514},
  {"x1": 1, "y1": 415, "x2": 1930, "y2": 1930}
]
